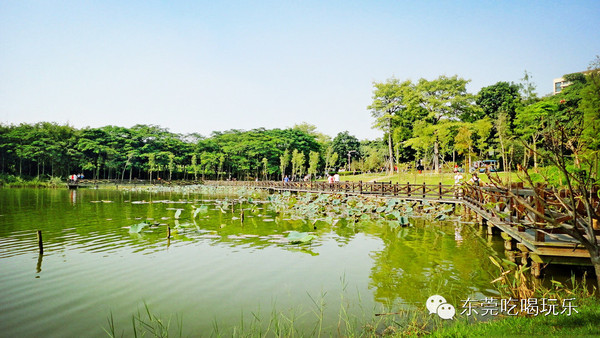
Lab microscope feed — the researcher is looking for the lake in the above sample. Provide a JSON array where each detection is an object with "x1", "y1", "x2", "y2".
[{"x1": 0, "y1": 187, "x2": 505, "y2": 336}]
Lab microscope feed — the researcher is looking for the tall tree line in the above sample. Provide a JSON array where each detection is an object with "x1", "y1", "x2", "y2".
[
  {"x1": 0, "y1": 124, "x2": 325, "y2": 182},
  {"x1": 368, "y1": 61, "x2": 599, "y2": 176}
]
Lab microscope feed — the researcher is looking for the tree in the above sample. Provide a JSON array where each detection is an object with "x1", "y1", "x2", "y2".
[
  {"x1": 167, "y1": 152, "x2": 175, "y2": 180},
  {"x1": 292, "y1": 122, "x2": 331, "y2": 144},
  {"x1": 580, "y1": 57, "x2": 600, "y2": 160},
  {"x1": 368, "y1": 78, "x2": 412, "y2": 173},
  {"x1": 308, "y1": 151, "x2": 320, "y2": 179},
  {"x1": 291, "y1": 149, "x2": 305, "y2": 179},
  {"x1": 476, "y1": 82, "x2": 522, "y2": 122},
  {"x1": 331, "y1": 131, "x2": 360, "y2": 169},
  {"x1": 359, "y1": 140, "x2": 386, "y2": 173},
  {"x1": 261, "y1": 157, "x2": 268, "y2": 180},
  {"x1": 191, "y1": 154, "x2": 198, "y2": 181},
  {"x1": 519, "y1": 70, "x2": 538, "y2": 104},
  {"x1": 515, "y1": 101, "x2": 558, "y2": 169},
  {"x1": 495, "y1": 112, "x2": 512, "y2": 172},
  {"x1": 324, "y1": 146, "x2": 338, "y2": 174},
  {"x1": 491, "y1": 58, "x2": 600, "y2": 288},
  {"x1": 454, "y1": 125, "x2": 474, "y2": 169},
  {"x1": 279, "y1": 149, "x2": 290, "y2": 181},
  {"x1": 147, "y1": 153, "x2": 156, "y2": 183},
  {"x1": 406, "y1": 75, "x2": 476, "y2": 173}
]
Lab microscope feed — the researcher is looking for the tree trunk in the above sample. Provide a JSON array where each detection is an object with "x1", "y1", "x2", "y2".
[
  {"x1": 388, "y1": 120, "x2": 394, "y2": 174},
  {"x1": 395, "y1": 145, "x2": 400, "y2": 174},
  {"x1": 533, "y1": 136, "x2": 538, "y2": 169},
  {"x1": 499, "y1": 136, "x2": 507, "y2": 172},
  {"x1": 434, "y1": 140, "x2": 439, "y2": 174},
  {"x1": 468, "y1": 147, "x2": 472, "y2": 172},
  {"x1": 591, "y1": 252, "x2": 600, "y2": 292}
]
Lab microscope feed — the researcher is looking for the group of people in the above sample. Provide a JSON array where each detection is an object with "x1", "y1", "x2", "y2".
[
  {"x1": 283, "y1": 173, "x2": 341, "y2": 183},
  {"x1": 454, "y1": 169, "x2": 481, "y2": 185},
  {"x1": 327, "y1": 173, "x2": 340, "y2": 184},
  {"x1": 68, "y1": 173, "x2": 84, "y2": 182}
]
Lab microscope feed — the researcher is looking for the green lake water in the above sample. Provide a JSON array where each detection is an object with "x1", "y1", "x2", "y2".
[{"x1": 0, "y1": 187, "x2": 506, "y2": 337}]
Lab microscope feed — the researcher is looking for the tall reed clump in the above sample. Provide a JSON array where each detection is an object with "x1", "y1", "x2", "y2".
[
  {"x1": 488, "y1": 255, "x2": 596, "y2": 303},
  {"x1": 104, "y1": 302, "x2": 183, "y2": 338},
  {"x1": 104, "y1": 277, "x2": 424, "y2": 337}
]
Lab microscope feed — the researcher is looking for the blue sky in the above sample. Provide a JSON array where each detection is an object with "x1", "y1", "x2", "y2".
[{"x1": 1, "y1": 1, "x2": 599, "y2": 140}]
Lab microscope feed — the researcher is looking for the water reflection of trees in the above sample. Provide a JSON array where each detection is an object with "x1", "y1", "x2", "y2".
[{"x1": 367, "y1": 219, "x2": 501, "y2": 309}]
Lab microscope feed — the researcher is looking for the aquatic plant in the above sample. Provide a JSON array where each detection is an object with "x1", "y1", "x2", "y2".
[
  {"x1": 129, "y1": 222, "x2": 150, "y2": 234},
  {"x1": 265, "y1": 192, "x2": 458, "y2": 228},
  {"x1": 286, "y1": 231, "x2": 316, "y2": 244}
]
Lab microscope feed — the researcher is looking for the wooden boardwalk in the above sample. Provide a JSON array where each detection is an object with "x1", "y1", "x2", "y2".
[{"x1": 206, "y1": 180, "x2": 600, "y2": 274}]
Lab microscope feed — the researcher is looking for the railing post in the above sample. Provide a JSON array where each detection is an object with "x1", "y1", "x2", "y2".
[
  {"x1": 535, "y1": 185, "x2": 546, "y2": 242},
  {"x1": 422, "y1": 182, "x2": 426, "y2": 199},
  {"x1": 359, "y1": 181, "x2": 363, "y2": 194},
  {"x1": 439, "y1": 182, "x2": 442, "y2": 199},
  {"x1": 407, "y1": 182, "x2": 411, "y2": 197}
]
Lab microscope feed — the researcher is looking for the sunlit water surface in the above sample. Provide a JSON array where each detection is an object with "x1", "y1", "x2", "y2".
[{"x1": 0, "y1": 188, "x2": 506, "y2": 337}]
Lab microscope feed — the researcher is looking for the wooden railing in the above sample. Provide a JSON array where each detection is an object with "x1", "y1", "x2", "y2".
[
  {"x1": 206, "y1": 180, "x2": 599, "y2": 243},
  {"x1": 462, "y1": 184, "x2": 600, "y2": 242},
  {"x1": 204, "y1": 180, "x2": 458, "y2": 200}
]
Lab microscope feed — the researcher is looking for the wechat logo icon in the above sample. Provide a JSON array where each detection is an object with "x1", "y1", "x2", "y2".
[{"x1": 426, "y1": 295, "x2": 456, "y2": 320}]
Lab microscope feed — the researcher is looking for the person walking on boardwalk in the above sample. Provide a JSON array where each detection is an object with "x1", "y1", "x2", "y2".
[
  {"x1": 469, "y1": 173, "x2": 480, "y2": 186},
  {"x1": 454, "y1": 171, "x2": 463, "y2": 197}
]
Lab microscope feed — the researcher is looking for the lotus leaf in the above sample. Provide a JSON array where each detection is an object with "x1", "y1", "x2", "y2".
[
  {"x1": 398, "y1": 216, "x2": 410, "y2": 226},
  {"x1": 286, "y1": 231, "x2": 316, "y2": 244},
  {"x1": 129, "y1": 222, "x2": 149, "y2": 233},
  {"x1": 389, "y1": 210, "x2": 402, "y2": 220}
]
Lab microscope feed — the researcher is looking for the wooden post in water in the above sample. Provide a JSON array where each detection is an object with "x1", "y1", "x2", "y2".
[
  {"x1": 240, "y1": 209, "x2": 245, "y2": 223},
  {"x1": 36, "y1": 230, "x2": 43, "y2": 254},
  {"x1": 167, "y1": 226, "x2": 171, "y2": 239}
]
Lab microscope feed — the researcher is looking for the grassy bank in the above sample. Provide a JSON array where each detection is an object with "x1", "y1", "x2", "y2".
[
  {"x1": 0, "y1": 175, "x2": 65, "y2": 188},
  {"x1": 431, "y1": 299, "x2": 600, "y2": 337},
  {"x1": 337, "y1": 171, "x2": 520, "y2": 185},
  {"x1": 105, "y1": 263, "x2": 599, "y2": 337},
  {"x1": 337, "y1": 168, "x2": 560, "y2": 187},
  {"x1": 105, "y1": 298, "x2": 600, "y2": 337}
]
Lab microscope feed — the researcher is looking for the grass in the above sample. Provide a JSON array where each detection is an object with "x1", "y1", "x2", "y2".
[
  {"x1": 428, "y1": 257, "x2": 600, "y2": 337},
  {"x1": 336, "y1": 169, "x2": 555, "y2": 187},
  {"x1": 105, "y1": 298, "x2": 600, "y2": 337},
  {"x1": 104, "y1": 270, "x2": 600, "y2": 337},
  {"x1": 430, "y1": 301, "x2": 600, "y2": 337}
]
